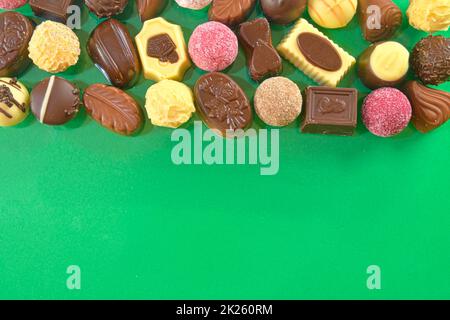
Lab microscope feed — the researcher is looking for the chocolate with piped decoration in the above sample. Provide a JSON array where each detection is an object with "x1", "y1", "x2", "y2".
[
  {"x1": 31, "y1": 76, "x2": 80, "y2": 126},
  {"x1": 0, "y1": 12, "x2": 34, "y2": 78},
  {"x1": 238, "y1": 18, "x2": 282, "y2": 82},
  {"x1": 301, "y1": 86, "x2": 358, "y2": 136},
  {"x1": 358, "y1": 41, "x2": 409, "y2": 89},
  {"x1": 404, "y1": 81, "x2": 450, "y2": 133},
  {"x1": 411, "y1": 35, "x2": 450, "y2": 86},
  {"x1": 260, "y1": 0, "x2": 307, "y2": 25},
  {"x1": 85, "y1": 0, "x2": 129, "y2": 18},
  {"x1": 87, "y1": 19, "x2": 141, "y2": 88},
  {"x1": 136, "y1": 0, "x2": 167, "y2": 22},
  {"x1": 0, "y1": 77, "x2": 29, "y2": 127},
  {"x1": 195, "y1": 72, "x2": 252, "y2": 136},
  {"x1": 358, "y1": 0, "x2": 402, "y2": 42},
  {"x1": 29, "y1": 0, "x2": 76, "y2": 23},
  {"x1": 84, "y1": 84, "x2": 143, "y2": 136},
  {"x1": 209, "y1": 0, "x2": 256, "y2": 26}
]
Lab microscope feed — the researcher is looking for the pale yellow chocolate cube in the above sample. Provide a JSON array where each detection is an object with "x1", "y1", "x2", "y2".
[
  {"x1": 277, "y1": 19, "x2": 355, "y2": 87},
  {"x1": 136, "y1": 18, "x2": 191, "y2": 82}
]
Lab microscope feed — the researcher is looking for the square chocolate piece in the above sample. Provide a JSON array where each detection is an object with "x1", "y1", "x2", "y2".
[
  {"x1": 30, "y1": 0, "x2": 75, "y2": 23},
  {"x1": 301, "y1": 87, "x2": 358, "y2": 136}
]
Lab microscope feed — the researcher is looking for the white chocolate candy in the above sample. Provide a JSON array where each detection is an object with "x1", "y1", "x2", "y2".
[
  {"x1": 0, "y1": 77, "x2": 29, "y2": 127},
  {"x1": 308, "y1": 0, "x2": 358, "y2": 29}
]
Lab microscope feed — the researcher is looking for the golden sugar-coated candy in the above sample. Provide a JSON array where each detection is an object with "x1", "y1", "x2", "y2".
[
  {"x1": 28, "y1": 21, "x2": 80, "y2": 73},
  {"x1": 145, "y1": 80, "x2": 195, "y2": 128}
]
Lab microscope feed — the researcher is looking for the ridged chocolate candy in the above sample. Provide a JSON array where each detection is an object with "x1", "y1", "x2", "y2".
[
  {"x1": 404, "y1": 81, "x2": 450, "y2": 133},
  {"x1": 358, "y1": 0, "x2": 402, "y2": 42},
  {"x1": 411, "y1": 35, "x2": 450, "y2": 86}
]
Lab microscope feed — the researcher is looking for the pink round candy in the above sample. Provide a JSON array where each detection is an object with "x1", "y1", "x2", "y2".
[
  {"x1": 0, "y1": 0, "x2": 27, "y2": 9},
  {"x1": 175, "y1": 0, "x2": 212, "y2": 10},
  {"x1": 189, "y1": 21, "x2": 238, "y2": 72},
  {"x1": 362, "y1": 88, "x2": 412, "y2": 137}
]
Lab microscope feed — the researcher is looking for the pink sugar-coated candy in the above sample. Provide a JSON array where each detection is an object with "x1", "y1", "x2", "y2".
[
  {"x1": 362, "y1": 88, "x2": 412, "y2": 137},
  {"x1": 175, "y1": 0, "x2": 212, "y2": 10},
  {"x1": 189, "y1": 21, "x2": 238, "y2": 72},
  {"x1": 0, "y1": 0, "x2": 27, "y2": 9}
]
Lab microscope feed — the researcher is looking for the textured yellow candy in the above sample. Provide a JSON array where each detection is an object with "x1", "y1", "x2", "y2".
[
  {"x1": 145, "y1": 80, "x2": 195, "y2": 128},
  {"x1": 407, "y1": 0, "x2": 450, "y2": 32},
  {"x1": 0, "y1": 78, "x2": 29, "y2": 127},
  {"x1": 28, "y1": 21, "x2": 80, "y2": 73},
  {"x1": 308, "y1": 0, "x2": 358, "y2": 29}
]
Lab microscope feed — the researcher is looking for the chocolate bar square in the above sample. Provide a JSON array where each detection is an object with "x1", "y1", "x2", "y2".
[
  {"x1": 30, "y1": 0, "x2": 75, "y2": 23},
  {"x1": 301, "y1": 87, "x2": 358, "y2": 136}
]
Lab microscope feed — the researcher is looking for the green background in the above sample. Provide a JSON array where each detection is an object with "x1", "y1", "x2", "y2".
[{"x1": 1, "y1": 0, "x2": 449, "y2": 300}]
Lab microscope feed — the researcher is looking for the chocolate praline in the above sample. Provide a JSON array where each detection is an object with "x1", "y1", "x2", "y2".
[
  {"x1": 260, "y1": 0, "x2": 307, "y2": 25},
  {"x1": 136, "y1": 0, "x2": 167, "y2": 22}
]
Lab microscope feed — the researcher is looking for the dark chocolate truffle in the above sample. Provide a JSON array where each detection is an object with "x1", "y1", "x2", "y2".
[{"x1": 411, "y1": 35, "x2": 450, "y2": 86}]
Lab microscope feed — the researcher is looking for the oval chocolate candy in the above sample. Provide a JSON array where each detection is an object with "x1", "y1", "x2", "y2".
[
  {"x1": 136, "y1": 0, "x2": 167, "y2": 22},
  {"x1": 31, "y1": 76, "x2": 80, "y2": 126},
  {"x1": 297, "y1": 32, "x2": 342, "y2": 71},
  {"x1": 87, "y1": 19, "x2": 141, "y2": 89},
  {"x1": 194, "y1": 72, "x2": 252, "y2": 136},
  {"x1": 260, "y1": 0, "x2": 307, "y2": 25},
  {"x1": 0, "y1": 12, "x2": 34, "y2": 77},
  {"x1": 83, "y1": 84, "x2": 143, "y2": 136},
  {"x1": 209, "y1": 0, "x2": 256, "y2": 27}
]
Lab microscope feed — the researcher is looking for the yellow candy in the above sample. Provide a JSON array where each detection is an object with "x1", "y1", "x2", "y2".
[
  {"x1": 28, "y1": 21, "x2": 80, "y2": 73},
  {"x1": 308, "y1": 0, "x2": 358, "y2": 29},
  {"x1": 136, "y1": 18, "x2": 191, "y2": 82},
  {"x1": 407, "y1": 0, "x2": 450, "y2": 32},
  {"x1": 278, "y1": 19, "x2": 356, "y2": 87},
  {"x1": 145, "y1": 80, "x2": 195, "y2": 128},
  {"x1": 0, "y1": 78, "x2": 29, "y2": 127}
]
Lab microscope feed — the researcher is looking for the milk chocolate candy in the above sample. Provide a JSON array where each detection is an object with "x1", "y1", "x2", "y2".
[
  {"x1": 404, "y1": 81, "x2": 450, "y2": 134},
  {"x1": 136, "y1": 0, "x2": 167, "y2": 22},
  {"x1": 0, "y1": 12, "x2": 34, "y2": 77},
  {"x1": 84, "y1": 84, "x2": 143, "y2": 136},
  {"x1": 411, "y1": 35, "x2": 450, "y2": 86},
  {"x1": 209, "y1": 0, "x2": 256, "y2": 27},
  {"x1": 29, "y1": 0, "x2": 76, "y2": 23},
  {"x1": 301, "y1": 87, "x2": 358, "y2": 136},
  {"x1": 31, "y1": 76, "x2": 80, "y2": 125},
  {"x1": 87, "y1": 19, "x2": 141, "y2": 89},
  {"x1": 358, "y1": 41, "x2": 409, "y2": 89},
  {"x1": 194, "y1": 72, "x2": 252, "y2": 136},
  {"x1": 238, "y1": 18, "x2": 282, "y2": 82},
  {"x1": 358, "y1": 0, "x2": 402, "y2": 42},
  {"x1": 260, "y1": 0, "x2": 307, "y2": 25},
  {"x1": 85, "y1": 0, "x2": 129, "y2": 18}
]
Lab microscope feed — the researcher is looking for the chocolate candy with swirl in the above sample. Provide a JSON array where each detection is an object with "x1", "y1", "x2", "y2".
[{"x1": 358, "y1": 0, "x2": 402, "y2": 42}]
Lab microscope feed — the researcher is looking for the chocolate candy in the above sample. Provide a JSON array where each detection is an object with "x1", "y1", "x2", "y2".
[
  {"x1": 85, "y1": 0, "x2": 129, "y2": 18},
  {"x1": 31, "y1": 76, "x2": 80, "y2": 126},
  {"x1": 308, "y1": 0, "x2": 357, "y2": 29},
  {"x1": 260, "y1": 0, "x2": 307, "y2": 25},
  {"x1": 0, "y1": 12, "x2": 34, "y2": 77},
  {"x1": 84, "y1": 84, "x2": 143, "y2": 136},
  {"x1": 0, "y1": 77, "x2": 30, "y2": 127},
  {"x1": 136, "y1": 0, "x2": 167, "y2": 22},
  {"x1": 238, "y1": 18, "x2": 282, "y2": 82},
  {"x1": 411, "y1": 35, "x2": 450, "y2": 86},
  {"x1": 301, "y1": 87, "x2": 358, "y2": 136},
  {"x1": 407, "y1": 0, "x2": 450, "y2": 33},
  {"x1": 404, "y1": 81, "x2": 450, "y2": 134},
  {"x1": 87, "y1": 19, "x2": 141, "y2": 88},
  {"x1": 209, "y1": 0, "x2": 256, "y2": 27},
  {"x1": 358, "y1": 41, "x2": 409, "y2": 90},
  {"x1": 29, "y1": 0, "x2": 76, "y2": 23},
  {"x1": 358, "y1": 0, "x2": 402, "y2": 42},
  {"x1": 278, "y1": 19, "x2": 355, "y2": 87},
  {"x1": 194, "y1": 72, "x2": 252, "y2": 136}
]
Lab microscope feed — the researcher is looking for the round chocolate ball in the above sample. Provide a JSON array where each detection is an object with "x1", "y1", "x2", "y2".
[{"x1": 260, "y1": 0, "x2": 307, "y2": 25}]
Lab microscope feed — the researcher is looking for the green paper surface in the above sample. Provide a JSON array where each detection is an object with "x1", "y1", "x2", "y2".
[{"x1": 1, "y1": 0, "x2": 449, "y2": 299}]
